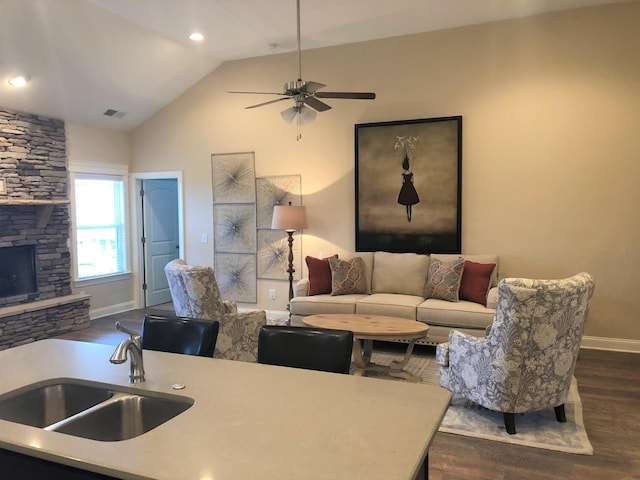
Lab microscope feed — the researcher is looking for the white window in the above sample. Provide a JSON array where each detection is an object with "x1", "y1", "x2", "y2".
[{"x1": 69, "y1": 163, "x2": 129, "y2": 281}]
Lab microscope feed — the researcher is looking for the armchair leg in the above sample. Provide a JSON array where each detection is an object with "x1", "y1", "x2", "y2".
[
  {"x1": 554, "y1": 404, "x2": 567, "y2": 423},
  {"x1": 503, "y1": 413, "x2": 516, "y2": 434}
]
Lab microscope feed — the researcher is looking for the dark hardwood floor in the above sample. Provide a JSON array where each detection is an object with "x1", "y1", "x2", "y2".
[{"x1": 55, "y1": 308, "x2": 640, "y2": 480}]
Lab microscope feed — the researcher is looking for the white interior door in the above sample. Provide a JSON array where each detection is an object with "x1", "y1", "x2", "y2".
[{"x1": 142, "y1": 179, "x2": 179, "y2": 307}]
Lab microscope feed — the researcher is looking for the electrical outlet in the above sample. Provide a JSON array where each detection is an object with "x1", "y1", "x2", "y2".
[{"x1": 268, "y1": 289, "x2": 276, "y2": 300}]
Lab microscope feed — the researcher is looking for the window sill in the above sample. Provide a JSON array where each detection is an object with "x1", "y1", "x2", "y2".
[{"x1": 74, "y1": 272, "x2": 132, "y2": 287}]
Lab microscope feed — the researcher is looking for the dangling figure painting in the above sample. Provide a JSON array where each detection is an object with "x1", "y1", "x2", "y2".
[{"x1": 355, "y1": 116, "x2": 462, "y2": 254}]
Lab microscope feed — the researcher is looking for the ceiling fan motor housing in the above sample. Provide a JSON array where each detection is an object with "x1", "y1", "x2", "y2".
[
  {"x1": 284, "y1": 79, "x2": 323, "y2": 96},
  {"x1": 284, "y1": 80, "x2": 304, "y2": 94}
]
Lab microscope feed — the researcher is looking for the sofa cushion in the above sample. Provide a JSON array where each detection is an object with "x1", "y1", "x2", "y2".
[
  {"x1": 342, "y1": 252, "x2": 374, "y2": 294},
  {"x1": 432, "y1": 254, "x2": 499, "y2": 287},
  {"x1": 306, "y1": 255, "x2": 337, "y2": 295},
  {"x1": 329, "y1": 256, "x2": 368, "y2": 295},
  {"x1": 355, "y1": 293, "x2": 424, "y2": 320},
  {"x1": 290, "y1": 294, "x2": 366, "y2": 316},
  {"x1": 372, "y1": 251, "x2": 430, "y2": 297},
  {"x1": 424, "y1": 257, "x2": 465, "y2": 302},
  {"x1": 459, "y1": 261, "x2": 496, "y2": 306},
  {"x1": 417, "y1": 298, "x2": 495, "y2": 329}
]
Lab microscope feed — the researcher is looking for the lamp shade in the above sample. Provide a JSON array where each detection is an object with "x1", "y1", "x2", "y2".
[
  {"x1": 280, "y1": 105, "x2": 317, "y2": 125},
  {"x1": 272, "y1": 204, "x2": 307, "y2": 232}
]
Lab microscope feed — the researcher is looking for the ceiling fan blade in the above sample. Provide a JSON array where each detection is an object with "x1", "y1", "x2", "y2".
[
  {"x1": 229, "y1": 90, "x2": 286, "y2": 95},
  {"x1": 303, "y1": 96, "x2": 332, "y2": 112},
  {"x1": 315, "y1": 92, "x2": 376, "y2": 100},
  {"x1": 299, "y1": 81, "x2": 326, "y2": 94},
  {"x1": 245, "y1": 97, "x2": 291, "y2": 109}
]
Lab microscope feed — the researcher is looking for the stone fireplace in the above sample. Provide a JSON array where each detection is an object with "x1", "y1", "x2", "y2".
[{"x1": 0, "y1": 108, "x2": 90, "y2": 350}]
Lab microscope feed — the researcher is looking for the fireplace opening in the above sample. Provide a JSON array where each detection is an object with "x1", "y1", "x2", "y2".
[{"x1": 0, "y1": 245, "x2": 37, "y2": 299}]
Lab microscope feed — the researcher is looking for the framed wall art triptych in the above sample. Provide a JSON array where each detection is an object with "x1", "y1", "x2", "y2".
[{"x1": 211, "y1": 152, "x2": 257, "y2": 303}]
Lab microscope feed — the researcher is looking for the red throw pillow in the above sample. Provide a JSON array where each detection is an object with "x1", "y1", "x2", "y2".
[
  {"x1": 306, "y1": 255, "x2": 338, "y2": 296},
  {"x1": 459, "y1": 261, "x2": 496, "y2": 306}
]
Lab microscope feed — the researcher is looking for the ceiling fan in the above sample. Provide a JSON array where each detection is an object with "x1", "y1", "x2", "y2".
[{"x1": 229, "y1": 0, "x2": 376, "y2": 138}]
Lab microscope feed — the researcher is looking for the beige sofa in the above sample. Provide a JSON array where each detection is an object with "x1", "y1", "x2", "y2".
[{"x1": 290, "y1": 252, "x2": 499, "y2": 345}]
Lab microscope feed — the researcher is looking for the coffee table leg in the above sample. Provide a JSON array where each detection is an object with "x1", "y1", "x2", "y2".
[
  {"x1": 363, "y1": 339, "x2": 373, "y2": 364},
  {"x1": 352, "y1": 338, "x2": 374, "y2": 375},
  {"x1": 389, "y1": 338, "x2": 418, "y2": 371},
  {"x1": 352, "y1": 338, "x2": 365, "y2": 372},
  {"x1": 385, "y1": 338, "x2": 421, "y2": 382},
  {"x1": 353, "y1": 337, "x2": 423, "y2": 382}
]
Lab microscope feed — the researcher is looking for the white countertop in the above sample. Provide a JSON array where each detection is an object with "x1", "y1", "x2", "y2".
[{"x1": 0, "y1": 339, "x2": 451, "y2": 480}]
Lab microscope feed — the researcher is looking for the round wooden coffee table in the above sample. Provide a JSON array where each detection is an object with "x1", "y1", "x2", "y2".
[{"x1": 303, "y1": 314, "x2": 429, "y2": 382}]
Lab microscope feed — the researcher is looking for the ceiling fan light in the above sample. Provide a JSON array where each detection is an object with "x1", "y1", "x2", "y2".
[
  {"x1": 298, "y1": 106, "x2": 317, "y2": 125},
  {"x1": 281, "y1": 106, "x2": 298, "y2": 123}
]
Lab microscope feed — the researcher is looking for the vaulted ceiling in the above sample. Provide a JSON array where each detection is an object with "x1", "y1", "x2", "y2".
[{"x1": 0, "y1": 0, "x2": 630, "y2": 131}]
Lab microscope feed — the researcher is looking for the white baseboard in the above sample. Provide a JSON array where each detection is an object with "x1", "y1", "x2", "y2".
[
  {"x1": 90, "y1": 301, "x2": 136, "y2": 320},
  {"x1": 581, "y1": 335, "x2": 640, "y2": 353}
]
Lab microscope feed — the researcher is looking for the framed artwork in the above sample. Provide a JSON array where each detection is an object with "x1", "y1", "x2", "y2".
[
  {"x1": 255, "y1": 175, "x2": 302, "y2": 228},
  {"x1": 211, "y1": 152, "x2": 256, "y2": 204},
  {"x1": 355, "y1": 116, "x2": 462, "y2": 254},
  {"x1": 213, "y1": 204, "x2": 256, "y2": 253},
  {"x1": 257, "y1": 229, "x2": 301, "y2": 280},
  {"x1": 214, "y1": 253, "x2": 257, "y2": 303}
]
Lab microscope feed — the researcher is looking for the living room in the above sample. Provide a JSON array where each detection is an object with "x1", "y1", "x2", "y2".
[
  {"x1": 1, "y1": 1, "x2": 639, "y2": 478},
  {"x1": 49, "y1": 1, "x2": 639, "y2": 354}
]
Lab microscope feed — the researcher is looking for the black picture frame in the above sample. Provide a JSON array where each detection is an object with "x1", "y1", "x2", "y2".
[{"x1": 355, "y1": 116, "x2": 462, "y2": 254}]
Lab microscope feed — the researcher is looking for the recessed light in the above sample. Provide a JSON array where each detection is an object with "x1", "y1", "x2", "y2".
[
  {"x1": 8, "y1": 75, "x2": 29, "y2": 87},
  {"x1": 189, "y1": 32, "x2": 204, "y2": 42}
]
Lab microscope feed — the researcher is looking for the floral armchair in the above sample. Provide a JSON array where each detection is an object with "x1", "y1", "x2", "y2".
[
  {"x1": 436, "y1": 272, "x2": 595, "y2": 434},
  {"x1": 165, "y1": 259, "x2": 236, "y2": 317},
  {"x1": 164, "y1": 259, "x2": 266, "y2": 362}
]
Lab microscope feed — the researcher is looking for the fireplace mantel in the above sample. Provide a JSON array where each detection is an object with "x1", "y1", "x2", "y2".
[{"x1": 0, "y1": 199, "x2": 69, "y2": 228}]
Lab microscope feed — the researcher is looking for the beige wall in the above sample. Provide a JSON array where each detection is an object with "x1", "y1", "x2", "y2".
[
  {"x1": 131, "y1": 2, "x2": 640, "y2": 341},
  {"x1": 66, "y1": 124, "x2": 130, "y2": 166},
  {"x1": 66, "y1": 123, "x2": 135, "y2": 316}
]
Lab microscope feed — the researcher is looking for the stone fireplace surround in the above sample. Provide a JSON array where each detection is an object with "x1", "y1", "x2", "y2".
[{"x1": 0, "y1": 108, "x2": 90, "y2": 350}]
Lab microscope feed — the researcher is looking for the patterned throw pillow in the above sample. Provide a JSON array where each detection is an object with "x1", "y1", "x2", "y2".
[
  {"x1": 306, "y1": 255, "x2": 338, "y2": 295},
  {"x1": 424, "y1": 257, "x2": 465, "y2": 302},
  {"x1": 459, "y1": 261, "x2": 496, "y2": 306},
  {"x1": 329, "y1": 256, "x2": 368, "y2": 296}
]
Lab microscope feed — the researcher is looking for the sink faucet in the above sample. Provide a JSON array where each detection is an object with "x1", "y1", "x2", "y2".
[{"x1": 110, "y1": 321, "x2": 145, "y2": 383}]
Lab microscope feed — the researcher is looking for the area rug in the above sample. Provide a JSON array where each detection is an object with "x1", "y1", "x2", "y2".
[{"x1": 357, "y1": 349, "x2": 593, "y2": 455}]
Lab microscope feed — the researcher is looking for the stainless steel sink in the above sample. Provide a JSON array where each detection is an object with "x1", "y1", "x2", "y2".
[
  {"x1": 0, "y1": 379, "x2": 193, "y2": 441},
  {"x1": 54, "y1": 392, "x2": 193, "y2": 441},
  {"x1": 0, "y1": 380, "x2": 114, "y2": 428}
]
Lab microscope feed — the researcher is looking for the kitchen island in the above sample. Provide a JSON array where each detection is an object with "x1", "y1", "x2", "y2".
[{"x1": 0, "y1": 339, "x2": 451, "y2": 480}]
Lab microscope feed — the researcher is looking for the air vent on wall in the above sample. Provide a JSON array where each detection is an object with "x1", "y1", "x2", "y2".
[{"x1": 103, "y1": 109, "x2": 126, "y2": 118}]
